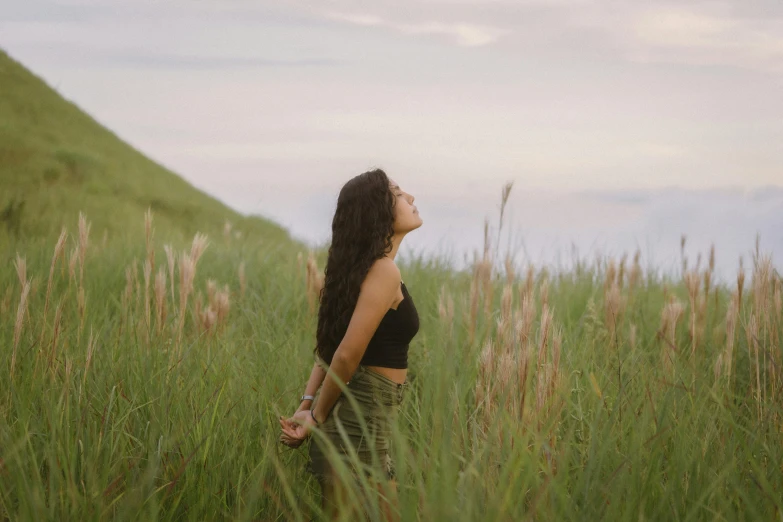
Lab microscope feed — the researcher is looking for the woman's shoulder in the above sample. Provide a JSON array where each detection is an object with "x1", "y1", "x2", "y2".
[{"x1": 365, "y1": 258, "x2": 401, "y2": 285}]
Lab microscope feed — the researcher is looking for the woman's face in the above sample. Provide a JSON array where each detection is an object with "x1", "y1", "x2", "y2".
[{"x1": 390, "y1": 179, "x2": 422, "y2": 234}]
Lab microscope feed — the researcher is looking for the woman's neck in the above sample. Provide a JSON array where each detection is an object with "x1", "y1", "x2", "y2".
[{"x1": 386, "y1": 233, "x2": 405, "y2": 260}]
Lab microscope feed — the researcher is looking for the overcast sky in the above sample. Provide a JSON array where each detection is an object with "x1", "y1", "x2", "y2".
[{"x1": 2, "y1": 0, "x2": 781, "y2": 277}]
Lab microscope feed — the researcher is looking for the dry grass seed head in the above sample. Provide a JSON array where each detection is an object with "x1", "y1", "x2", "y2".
[
  {"x1": 14, "y1": 254, "x2": 26, "y2": 287},
  {"x1": 540, "y1": 273, "x2": 550, "y2": 310},
  {"x1": 190, "y1": 233, "x2": 209, "y2": 264},
  {"x1": 501, "y1": 284, "x2": 513, "y2": 323},
  {"x1": 438, "y1": 285, "x2": 455, "y2": 325},
  {"x1": 618, "y1": 254, "x2": 627, "y2": 289},
  {"x1": 68, "y1": 246, "x2": 78, "y2": 281},
  {"x1": 78, "y1": 212, "x2": 90, "y2": 266},
  {"x1": 154, "y1": 267, "x2": 167, "y2": 327},
  {"x1": 11, "y1": 280, "x2": 32, "y2": 378}
]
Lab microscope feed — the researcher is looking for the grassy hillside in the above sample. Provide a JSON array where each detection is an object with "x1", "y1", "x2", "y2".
[{"x1": 0, "y1": 49, "x2": 295, "y2": 248}]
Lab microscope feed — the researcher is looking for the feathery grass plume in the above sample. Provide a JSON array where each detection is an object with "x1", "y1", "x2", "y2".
[
  {"x1": 77, "y1": 287, "x2": 85, "y2": 335},
  {"x1": 517, "y1": 320, "x2": 532, "y2": 420},
  {"x1": 774, "y1": 278, "x2": 782, "y2": 320},
  {"x1": 176, "y1": 252, "x2": 196, "y2": 350},
  {"x1": 482, "y1": 217, "x2": 491, "y2": 260},
  {"x1": 144, "y1": 209, "x2": 155, "y2": 271},
  {"x1": 200, "y1": 304, "x2": 217, "y2": 333},
  {"x1": 14, "y1": 254, "x2": 26, "y2": 287},
  {"x1": 737, "y1": 257, "x2": 746, "y2": 316},
  {"x1": 684, "y1": 269, "x2": 700, "y2": 358},
  {"x1": 206, "y1": 279, "x2": 217, "y2": 304},
  {"x1": 745, "y1": 313, "x2": 762, "y2": 419},
  {"x1": 143, "y1": 260, "x2": 152, "y2": 340},
  {"x1": 604, "y1": 258, "x2": 617, "y2": 296},
  {"x1": 48, "y1": 299, "x2": 65, "y2": 372},
  {"x1": 467, "y1": 266, "x2": 480, "y2": 345},
  {"x1": 214, "y1": 284, "x2": 230, "y2": 328},
  {"x1": 194, "y1": 290, "x2": 204, "y2": 329},
  {"x1": 752, "y1": 255, "x2": 772, "y2": 318},
  {"x1": 478, "y1": 255, "x2": 493, "y2": 317},
  {"x1": 173, "y1": 233, "x2": 209, "y2": 352},
  {"x1": 190, "y1": 233, "x2": 209, "y2": 265},
  {"x1": 476, "y1": 339, "x2": 495, "y2": 429},
  {"x1": 521, "y1": 264, "x2": 534, "y2": 304},
  {"x1": 238, "y1": 261, "x2": 246, "y2": 300},
  {"x1": 539, "y1": 271, "x2": 550, "y2": 311},
  {"x1": 660, "y1": 299, "x2": 685, "y2": 375},
  {"x1": 83, "y1": 327, "x2": 96, "y2": 388},
  {"x1": 704, "y1": 244, "x2": 715, "y2": 296},
  {"x1": 752, "y1": 255, "x2": 776, "y2": 402},
  {"x1": 11, "y1": 279, "x2": 31, "y2": 379},
  {"x1": 437, "y1": 285, "x2": 454, "y2": 328},
  {"x1": 498, "y1": 283, "x2": 514, "y2": 351},
  {"x1": 305, "y1": 252, "x2": 324, "y2": 314},
  {"x1": 617, "y1": 254, "x2": 627, "y2": 290},
  {"x1": 519, "y1": 293, "x2": 535, "y2": 347},
  {"x1": 536, "y1": 305, "x2": 552, "y2": 417},
  {"x1": 154, "y1": 266, "x2": 167, "y2": 333},
  {"x1": 68, "y1": 245, "x2": 78, "y2": 283},
  {"x1": 132, "y1": 259, "x2": 141, "y2": 318},
  {"x1": 550, "y1": 326, "x2": 562, "y2": 396},
  {"x1": 497, "y1": 351, "x2": 516, "y2": 416},
  {"x1": 604, "y1": 281, "x2": 623, "y2": 344},
  {"x1": 78, "y1": 212, "x2": 90, "y2": 283},
  {"x1": 39, "y1": 228, "x2": 68, "y2": 350},
  {"x1": 494, "y1": 181, "x2": 514, "y2": 263},
  {"x1": 164, "y1": 244, "x2": 176, "y2": 305},
  {"x1": 722, "y1": 291, "x2": 740, "y2": 382}
]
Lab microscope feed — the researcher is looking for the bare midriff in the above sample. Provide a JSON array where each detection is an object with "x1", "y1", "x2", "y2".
[{"x1": 366, "y1": 366, "x2": 408, "y2": 384}]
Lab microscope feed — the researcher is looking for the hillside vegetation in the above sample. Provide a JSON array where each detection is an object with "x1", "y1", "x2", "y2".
[{"x1": 0, "y1": 49, "x2": 294, "y2": 249}]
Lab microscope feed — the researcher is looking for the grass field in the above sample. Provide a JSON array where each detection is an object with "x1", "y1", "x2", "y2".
[
  {"x1": 1, "y1": 206, "x2": 781, "y2": 521},
  {"x1": 1, "y1": 49, "x2": 782, "y2": 521}
]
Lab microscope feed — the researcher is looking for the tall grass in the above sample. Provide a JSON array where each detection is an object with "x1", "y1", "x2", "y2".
[{"x1": 0, "y1": 206, "x2": 781, "y2": 521}]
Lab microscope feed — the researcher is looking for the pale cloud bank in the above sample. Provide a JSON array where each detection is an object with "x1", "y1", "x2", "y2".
[{"x1": 326, "y1": 11, "x2": 508, "y2": 47}]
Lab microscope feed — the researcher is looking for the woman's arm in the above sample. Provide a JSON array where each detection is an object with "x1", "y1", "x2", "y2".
[
  {"x1": 311, "y1": 259, "x2": 400, "y2": 424},
  {"x1": 296, "y1": 361, "x2": 327, "y2": 414},
  {"x1": 280, "y1": 259, "x2": 399, "y2": 441}
]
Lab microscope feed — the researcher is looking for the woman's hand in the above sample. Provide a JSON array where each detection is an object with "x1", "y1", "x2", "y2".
[{"x1": 278, "y1": 410, "x2": 316, "y2": 448}]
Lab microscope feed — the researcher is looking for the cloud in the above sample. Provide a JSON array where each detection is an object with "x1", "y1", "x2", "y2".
[
  {"x1": 322, "y1": 2, "x2": 782, "y2": 73},
  {"x1": 105, "y1": 52, "x2": 339, "y2": 70},
  {"x1": 326, "y1": 11, "x2": 507, "y2": 47},
  {"x1": 621, "y1": 7, "x2": 783, "y2": 75}
]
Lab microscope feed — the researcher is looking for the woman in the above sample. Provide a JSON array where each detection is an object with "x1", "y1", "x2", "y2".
[{"x1": 279, "y1": 169, "x2": 422, "y2": 519}]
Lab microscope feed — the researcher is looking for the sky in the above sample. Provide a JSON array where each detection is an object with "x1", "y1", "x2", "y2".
[{"x1": 1, "y1": 0, "x2": 781, "y2": 278}]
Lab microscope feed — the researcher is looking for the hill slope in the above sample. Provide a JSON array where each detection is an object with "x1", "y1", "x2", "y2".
[{"x1": 0, "y1": 49, "x2": 295, "y2": 247}]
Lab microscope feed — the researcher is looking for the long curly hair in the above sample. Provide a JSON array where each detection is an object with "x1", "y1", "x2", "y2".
[{"x1": 315, "y1": 169, "x2": 396, "y2": 364}]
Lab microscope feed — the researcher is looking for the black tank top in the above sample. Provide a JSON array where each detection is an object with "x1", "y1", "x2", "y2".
[{"x1": 359, "y1": 282, "x2": 419, "y2": 369}]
